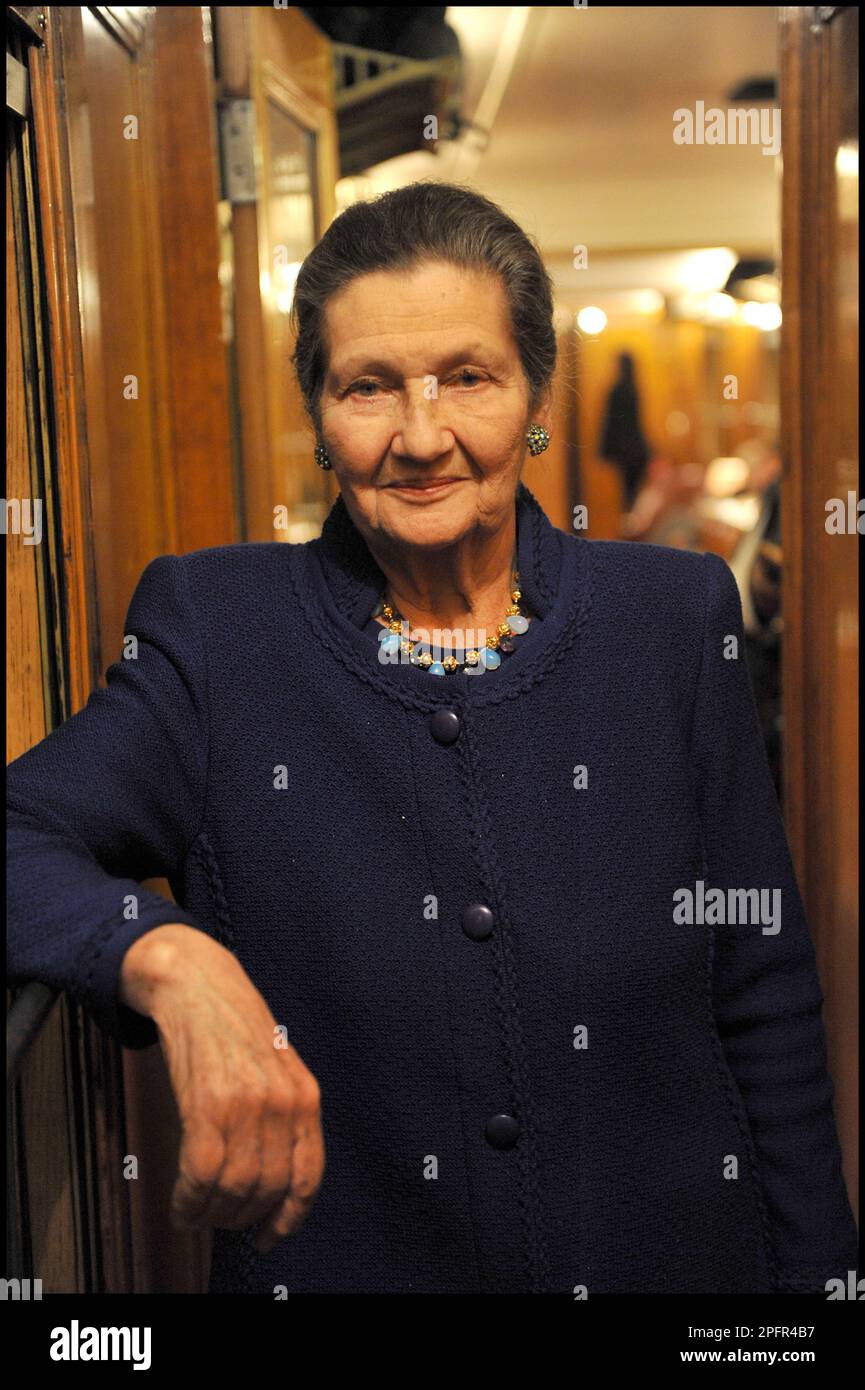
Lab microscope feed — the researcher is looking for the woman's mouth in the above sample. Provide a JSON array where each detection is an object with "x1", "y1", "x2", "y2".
[{"x1": 386, "y1": 478, "x2": 464, "y2": 496}]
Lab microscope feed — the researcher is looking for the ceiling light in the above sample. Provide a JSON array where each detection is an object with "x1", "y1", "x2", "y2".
[{"x1": 577, "y1": 307, "x2": 607, "y2": 335}]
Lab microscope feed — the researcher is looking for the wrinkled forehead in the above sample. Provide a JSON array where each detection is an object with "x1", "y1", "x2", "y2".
[{"x1": 321, "y1": 263, "x2": 515, "y2": 381}]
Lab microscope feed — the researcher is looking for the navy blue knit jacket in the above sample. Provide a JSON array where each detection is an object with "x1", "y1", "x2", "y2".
[{"x1": 6, "y1": 483, "x2": 858, "y2": 1294}]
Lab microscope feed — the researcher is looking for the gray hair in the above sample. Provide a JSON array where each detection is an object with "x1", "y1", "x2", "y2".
[{"x1": 290, "y1": 181, "x2": 557, "y2": 436}]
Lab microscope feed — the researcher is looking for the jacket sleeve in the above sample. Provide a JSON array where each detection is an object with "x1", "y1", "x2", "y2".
[
  {"x1": 689, "y1": 549, "x2": 858, "y2": 1293},
  {"x1": 6, "y1": 554, "x2": 212, "y2": 1051}
]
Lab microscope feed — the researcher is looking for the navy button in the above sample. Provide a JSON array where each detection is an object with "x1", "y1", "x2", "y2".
[
  {"x1": 462, "y1": 903, "x2": 494, "y2": 940},
  {"x1": 429, "y1": 708, "x2": 461, "y2": 745},
  {"x1": 485, "y1": 1114, "x2": 520, "y2": 1150}
]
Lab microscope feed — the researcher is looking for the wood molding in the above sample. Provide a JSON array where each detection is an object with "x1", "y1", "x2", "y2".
[
  {"x1": 778, "y1": 3, "x2": 859, "y2": 1219},
  {"x1": 28, "y1": 12, "x2": 102, "y2": 710}
]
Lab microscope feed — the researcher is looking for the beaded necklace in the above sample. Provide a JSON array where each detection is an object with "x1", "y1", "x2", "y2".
[{"x1": 372, "y1": 570, "x2": 530, "y2": 674}]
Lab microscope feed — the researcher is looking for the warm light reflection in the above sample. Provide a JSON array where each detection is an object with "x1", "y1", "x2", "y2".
[
  {"x1": 679, "y1": 247, "x2": 738, "y2": 293},
  {"x1": 273, "y1": 260, "x2": 302, "y2": 314},
  {"x1": 741, "y1": 301, "x2": 782, "y2": 331},
  {"x1": 707, "y1": 292, "x2": 737, "y2": 320},
  {"x1": 671, "y1": 292, "x2": 781, "y2": 329},
  {"x1": 836, "y1": 141, "x2": 859, "y2": 179},
  {"x1": 836, "y1": 140, "x2": 858, "y2": 221},
  {"x1": 631, "y1": 289, "x2": 665, "y2": 315},
  {"x1": 704, "y1": 456, "x2": 750, "y2": 497},
  {"x1": 577, "y1": 306, "x2": 607, "y2": 335}
]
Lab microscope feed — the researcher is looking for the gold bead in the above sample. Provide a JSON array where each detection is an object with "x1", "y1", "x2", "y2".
[
  {"x1": 443, "y1": 656, "x2": 459, "y2": 673},
  {"x1": 506, "y1": 605, "x2": 520, "y2": 617},
  {"x1": 486, "y1": 634, "x2": 500, "y2": 649},
  {"x1": 511, "y1": 589, "x2": 521, "y2": 601},
  {"x1": 418, "y1": 651, "x2": 433, "y2": 668},
  {"x1": 388, "y1": 620, "x2": 402, "y2": 633},
  {"x1": 497, "y1": 621, "x2": 511, "y2": 636},
  {"x1": 466, "y1": 650, "x2": 479, "y2": 664}
]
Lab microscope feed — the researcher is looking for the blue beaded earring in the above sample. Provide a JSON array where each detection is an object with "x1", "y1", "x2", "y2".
[{"x1": 527, "y1": 424, "x2": 550, "y2": 456}]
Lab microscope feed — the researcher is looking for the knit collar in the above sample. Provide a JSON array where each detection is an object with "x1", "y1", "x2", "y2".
[{"x1": 313, "y1": 480, "x2": 562, "y2": 628}]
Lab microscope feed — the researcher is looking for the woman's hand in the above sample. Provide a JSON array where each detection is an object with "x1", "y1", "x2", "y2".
[{"x1": 120, "y1": 923, "x2": 325, "y2": 1254}]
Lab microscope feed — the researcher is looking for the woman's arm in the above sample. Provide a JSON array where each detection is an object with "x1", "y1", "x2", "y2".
[
  {"x1": 689, "y1": 550, "x2": 858, "y2": 1292},
  {"x1": 6, "y1": 553, "x2": 211, "y2": 1048},
  {"x1": 8, "y1": 553, "x2": 327, "y2": 1246}
]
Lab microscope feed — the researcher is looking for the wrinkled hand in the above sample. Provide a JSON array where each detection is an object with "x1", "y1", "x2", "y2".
[{"x1": 120, "y1": 923, "x2": 324, "y2": 1253}]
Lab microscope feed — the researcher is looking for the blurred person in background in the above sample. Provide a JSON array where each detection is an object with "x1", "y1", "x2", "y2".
[
  {"x1": 619, "y1": 455, "x2": 704, "y2": 547},
  {"x1": 599, "y1": 351, "x2": 652, "y2": 510},
  {"x1": 728, "y1": 443, "x2": 784, "y2": 798}
]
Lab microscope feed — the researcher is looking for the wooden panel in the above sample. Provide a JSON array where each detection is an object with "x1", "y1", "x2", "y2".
[
  {"x1": 59, "y1": 0, "x2": 237, "y2": 656},
  {"x1": 62, "y1": 6, "x2": 172, "y2": 655},
  {"x1": 779, "y1": 4, "x2": 858, "y2": 1219},
  {"x1": 217, "y1": 5, "x2": 340, "y2": 541},
  {"x1": 6, "y1": 151, "x2": 49, "y2": 764},
  {"x1": 147, "y1": 6, "x2": 237, "y2": 553}
]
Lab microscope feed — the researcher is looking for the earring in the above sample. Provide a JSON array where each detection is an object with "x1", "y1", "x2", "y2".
[
  {"x1": 526, "y1": 424, "x2": 550, "y2": 456},
  {"x1": 314, "y1": 443, "x2": 332, "y2": 470}
]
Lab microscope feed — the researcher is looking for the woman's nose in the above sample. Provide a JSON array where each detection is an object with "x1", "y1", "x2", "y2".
[{"x1": 392, "y1": 392, "x2": 453, "y2": 460}]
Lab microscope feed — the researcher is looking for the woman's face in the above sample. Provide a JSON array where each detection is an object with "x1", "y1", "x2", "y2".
[{"x1": 318, "y1": 259, "x2": 551, "y2": 555}]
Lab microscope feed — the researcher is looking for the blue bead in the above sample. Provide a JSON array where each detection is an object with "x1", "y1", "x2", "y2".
[
  {"x1": 379, "y1": 631, "x2": 401, "y2": 654},
  {"x1": 428, "y1": 661, "x2": 446, "y2": 675},
  {"x1": 508, "y1": 614, "x2": 529, "y2": 635},
  {"x1": 479, "y1": 648, "x2": 501, "y2": 670}
]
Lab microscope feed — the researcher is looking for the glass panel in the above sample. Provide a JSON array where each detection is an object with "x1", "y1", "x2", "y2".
[{"x1": 262, "y1": 101, "x2": 326, "y2": 538}]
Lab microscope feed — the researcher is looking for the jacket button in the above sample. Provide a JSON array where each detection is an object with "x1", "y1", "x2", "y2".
[
  {"x1": 485, "y1": 1114, "x2": 520, "y2": 1150},
  {"x1": 462, "y1": 903, "x2": 494, "y2": 940},
  {"x1": 429, "y1": 708, "x2": 461, "y2": 745}
]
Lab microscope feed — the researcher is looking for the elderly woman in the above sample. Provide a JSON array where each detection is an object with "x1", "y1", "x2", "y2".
[{"x1": 7, "y1": 182, "x2": 857, "y2": 1296}]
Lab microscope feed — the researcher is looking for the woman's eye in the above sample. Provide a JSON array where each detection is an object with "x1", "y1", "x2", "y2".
[{"x1": 346, "y1": 370, "x2": 483, "y2": 397}]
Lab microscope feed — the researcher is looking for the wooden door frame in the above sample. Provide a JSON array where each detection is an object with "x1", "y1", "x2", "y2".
[
  {"x1": 8, "y1": 2, "x2": 239, "y2": 1291},
  {"x1": 7, "y1": 4, "x2": 134, "y2": 1293},
  {"x1": 778, "y1": 4, "x2": 858, "y2": 1217}
]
